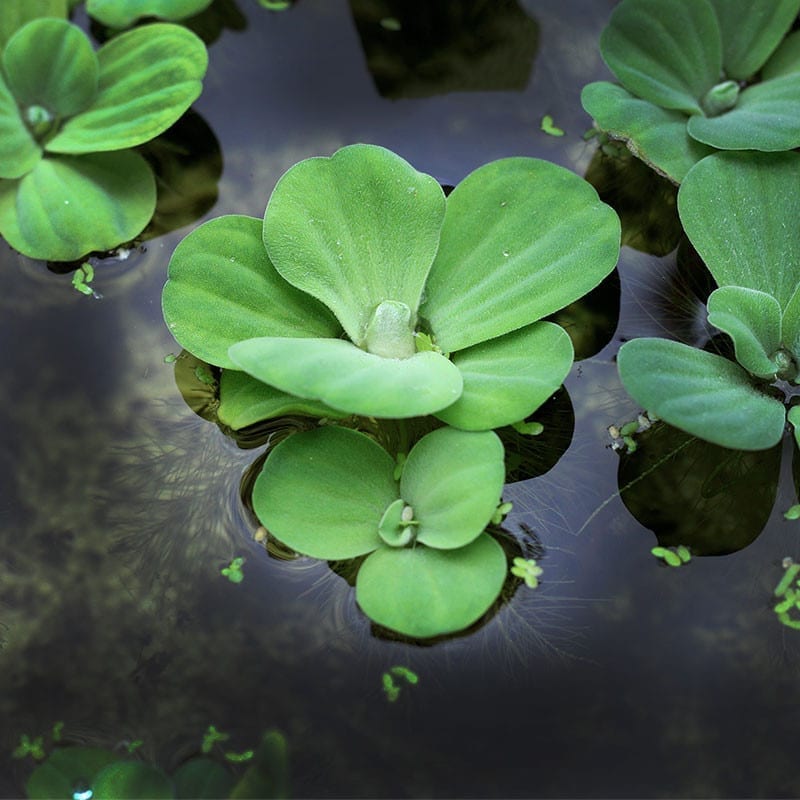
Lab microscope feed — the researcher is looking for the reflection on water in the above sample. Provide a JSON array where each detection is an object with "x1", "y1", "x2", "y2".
[{"x1": 2, "y1": 1, "x2": 800, "y2": 797}]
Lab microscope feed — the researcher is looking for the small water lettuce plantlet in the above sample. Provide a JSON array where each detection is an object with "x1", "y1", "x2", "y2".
[
  {"x1": 608, "y1": 412, "x2": 655, "y2": 454},
  {"x1": 12, "y1": 734, "x2": 45, "y2": 760},
  {"x1": 582, "y1": 0, "x2": 800, "y2": 182},
  {"x1": 0, "y1": 17, "x2": 207, "y2": 261},
  {"x1": 382, "y1": 665, "x2": 419, "y2": 702},
  {"x1": 784, "y1": 505, "x2": 800, "y2": 521},
  {"x1": 162, "y1": 143, "x2": 620, "y2": 434},
  {"x1": 651, "y1": 545, "x2": 691, "y2": 567},
  {"x1": 510, "y1": 557, "x2": 543, "y2": 588},
  {"x1": 71, "y1": 263, "x2": 100, "y2": 298},
  {"x1": 224, "y1": 749, "x2": 254, "y2": 763},
  {"x1": 540, "y1": 114, "x2": 564, "y2": 137},
  {"x1": 773, "y1": 559, "x2": 800, "y2": 630},
  {"x1": 220, "y1": 557, "x2": 245, "y2": 584},
  {"x1": 201, "y1": 724, "x2": 230, "y2": 754}
]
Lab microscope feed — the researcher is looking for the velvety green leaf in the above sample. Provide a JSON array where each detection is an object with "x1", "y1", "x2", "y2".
[
  {"x1": 46, "y1": 23, "x2": 208, "y2": 153},
  {"x1": 87, "y1": 0, "x2": 213, "y2": 27},
  {"x1": 789, "y1": 405, "x2": 800, "y2": 450},
  {"x1": 762, "y1": 30, "x2": 800, "y2": 79},
  {"x1": 0, "y1": 150, "x2": 155, "y2": 261},
  {"x1": 599, "y1": 0, "x2": 720, "y2": 114},
  {"x1": 162, "y1": 215, "x2": 340, "y2": 369},
  {"x1": 678, "y1": 151, "x2": 800, "y2": 308},
  {"x1": 92, "y1": 761, "x2": 173, "y2": 799},
  {"x1": 435, "y1": 321, "x2": 573, "y2": 431},
  {"x1": 228, "y1": 337, "x2": 463, "y2": 418},
  {"x1": 707, "y1": 0, "x2": 800, "y2": 79},
  {"x1": 0, "y1": 70, "x2": 40, "y2": 179},
  {"x1": 217, "y1": 369, "x2": 346, "y2": 430},
  {"x1": 262, "y1": 143, "x2": 445, "y2": 345},
  {"x1": 400, "y1": 427, "x2": 504, "y2": 549},
  {"x1": 780, "y1": 284, "x2": 800, "y2": 360},
  {"x1": 706, "y1": 286, "x2": 782, "y2": 378},
  {"x1": 172, "y1": 758, "x2": 235, "y2": 799},
  {"x1": 252, "y1": 427, "x2": 397, "y2": 560},
  {"x1": 687, "y1": 74, "x2": 800, "y2": 152},
  {"x1": 356, "y1": 532, "x2": 506, "y2": 638},
  {"x1": 3, "y1": 19, "x2": 98, "y2": 118},
  {"x1": 581, "y1": 82, "x2": 713, "y2": 183},
  {"x1": 421, "y1": 157, "x2": 620, "y2": 353},
  {"x1": 618, "y1": 338, "x2": 786, "y2": 450},
  {"x1": 26, "y1": 748, "x2": 118, "y2": 800},
  {"x1": 0, "y1": 0, "x2": 68, "y2": 50}
]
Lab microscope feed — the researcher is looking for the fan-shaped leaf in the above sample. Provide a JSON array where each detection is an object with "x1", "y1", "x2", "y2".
[
  {"x1": 0, "y1": 70, "x2": 40, "y2": 179},
  {"x1": 87, "y1": 0, "x2": 213, "y2": 27},
  {"x1": 26, "y1": 748, "x2": 118, "y2": 800},
  {"x1": 91, "y1": 761, "x2": 173, "y2": 799},
  {"x1": 762, "y1": 30, "x2": 800, "y2": 79},
  {"x1": 252, "y1": 426, "x2": 397, "y2": 560}
]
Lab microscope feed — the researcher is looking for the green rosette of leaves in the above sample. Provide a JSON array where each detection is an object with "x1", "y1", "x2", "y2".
[
  {"x1": 162, "y1": 143, "x2": 620, "y2": 431},
  {"x1": 253, "y1": 424, "x2": 508, "y2": 638},
  {"x1": 618, "y1": 150, "x2": 800, "y2": 451},
  {"x1": 582, "y1": 0, "x2": 800, "y2": 182},
  {"x1": 0, "y1": 17, "x2": 207, "y2": 261}
]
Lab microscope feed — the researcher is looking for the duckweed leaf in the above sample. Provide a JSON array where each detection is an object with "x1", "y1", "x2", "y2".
[
  {"x1": 687, "y1": 74, "x2": 800, "y2": 152},
  {"x1": 26, "y1": 748, "x2": 118, "y2": 800},
  {"x1": 707, "y1": 0, "x2": 800, "y2": 80},
  {"x1": 706, "y1": 286, "x2": 782, "y2": 378},
  {"x1": 228, "y1": 337, "x2": 463, "y2": 419},
  {"x1": 581, "y1": 82, "x2": 713, "y2": 183},
  {"x1": 163, "y1": 215, "x2": 341, "y2": 369},
  {"x1": 252, "y1": 427, "x2": 397, "y2": 560},
  {"x1": 678, "y1": 151, "x2": 800, "y2": 309},
  {"x1": 3, "y1": 19, "x2": 98, "y2": 118},
  {"x1": 421, "y1": 157, "x2": 620, "y2": 353},
  {"x1": 262, "y1": 144, "x2": 445, "y2": 345},
  {"x1": 599, "y1": 0, "x2": 720, "y2": 115},
  {"x1": 217, "y1": 369, "x2": 345, "y2": 430},
  {"x1": 435, "y1": 321, "x2": 573, "y2": 430},
  {"x1": 401, "y1": 427, "x2": 504, "y2": 549},
  {"x1": 356, "y1": 532, "x2": 506, "y2": 638},
  {"x1": 0, "y1": 71, "x2": 40, "y2": 179},
  {"x1": 0, "y1": 150, "x2": 155, "y2": 261},
  {"x1": 91, "y1": 761, "x2": 173, "y2": 799},
  {"x1": 47, "y1": 23, "x2": 207, "y2": 154},
  {"x1": 618, "y1": 338, "x2": 786, "y2": 450},
  {"x1": 87, "y1": 0, "x2": 214, "y2": 27}
]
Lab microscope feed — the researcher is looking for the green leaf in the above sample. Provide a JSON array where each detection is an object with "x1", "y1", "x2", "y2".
[
  {"x1": 687, "y1": 73, "x2": 800, "y2": 152},
  {"x1": 26, "y1": 748, "x2": 118, "y2": 800},
  {"x1": 617, "y1": 338, "x2": 786, "y2": 450},
  {"x1": 3, "y1": 19, "x2": 98, "y2": 118},
  {"x1": 0, "y1": 0, "x2": 68, "y2": 50},
  {"x1": 435, "y1": 321, "x2": 573, "y2": 430},
  {"x1": 172, "y1": 758, "x2": 235, "y2": 799},
  {"x1": 356, "y1": 533, "x2": 506, "y2": 638},
  {"x1": 228, "y1": 337, "x2": 463, "y2": 419},
  {"x1": 678, "y1": 151, "x2": 800, "y2": 308},
  {"x1": 706, "y1": 286, "x2": 782, "y2": 378},
  {"x1": 400, "y1": 427, "x2": 504, "y2": 549},
  {"x1": 420, "y1": 157, "x2": 620, "y2": 352},
  {"x1": 262, "y1": 143, "x2": 445, "y2": 345},
  {"x1": 762, "y1": 30, "x2": 800, "y2": 79},
  {"x1": 789, "y1": 405, "x2": 800, "y2": 450},
  {"x1": 0, "y1": 150, "x2": 155, "y2": 261},
  {"x1": 0, "y1": 70, "x2": 40, "y2": 179},
  {"x1": 87, "y1": 0, "x2": 214, "y2": 27},
  {"x1": 252, "y1": 426, "x2": 397, "y2": 560},
  {"x1": 599, "y1": 0, "x2": 721, "y2": 114},
  {"x1": 581, "y1": 81, "x2": 713, "y2": 183},
  {"x1": 228, "y1": 730, "x2": 289, "y2": 800},
  {"x1": 46, "y1": 23, "x2": 207, "y2": 154},
  {"x1": 91, "y1": 761, "x2": 173, "y2": 799},
  {"x1": 707, "y1": 0, "x2": 800, "y2": 80},
  {"x1": 217, "y1": 369, "x2": 346, "y2": 430},
  {"x1": 163, "y1": 215, "x2": 340, "y2": 369},
  {"x1": 780, "y1": 284, "x2": 800, "y2": 362}
]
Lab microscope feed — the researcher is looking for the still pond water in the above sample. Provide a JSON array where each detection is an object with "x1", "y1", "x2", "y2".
[{"x1": 2, "y1": 1, "x2": 800, "y2": 796}]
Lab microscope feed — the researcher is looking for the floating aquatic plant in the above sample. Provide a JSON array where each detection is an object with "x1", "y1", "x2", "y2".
[
  {"x1": 582, "y1": 0, "x2": 800, "y2": 182},
  {"x1": 85, "y1": 0, "x2": 214, "y2": 28},
  {"x1": 0, "y1": 18, "x2": 207, "y2": 260},
  {"x1": 162, "y1": 143, "x2": 620, "y2": 431}
]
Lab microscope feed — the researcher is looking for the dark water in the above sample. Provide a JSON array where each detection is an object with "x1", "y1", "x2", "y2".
[{"x1": 2, "y1": 1, "x2": 800, "y2": 797}]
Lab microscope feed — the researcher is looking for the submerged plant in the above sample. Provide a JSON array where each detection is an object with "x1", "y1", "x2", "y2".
[
  {"x1": 618, "y1": 150, "x2": 800, "y2": 452},
  {"x1": 0, "y1": 18, "x2": 207, "y2": 260},
  {"x1": 163, "y1": 143, "x2": 620, "y2": 431},
  {"x1": 582, "y1": 0, "x2": 800, "y2": 182}
]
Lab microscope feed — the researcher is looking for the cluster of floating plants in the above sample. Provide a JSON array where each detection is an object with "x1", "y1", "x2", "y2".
[{"x1": 162, "y1": 142, "x2": 621, "y2": 638}]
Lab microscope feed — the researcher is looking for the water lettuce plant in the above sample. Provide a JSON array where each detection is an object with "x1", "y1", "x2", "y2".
[
  {"x1": 618, "y1": 150, "x2": 800, "y2": 451},
  {"x1": 0, "y1": 18, "x2": 207, "y2": 260},
  {"x1": 85, "y1": 0, "x2": 213, "y2": 27},
  {"x1": 162, "y1": 143, "x2": 620, "y2": 431},
  {"x1": 582, "y1": 0, "x2": 800, "y2": 182}
]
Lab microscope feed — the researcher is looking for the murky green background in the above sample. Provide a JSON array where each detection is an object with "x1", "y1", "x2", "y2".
[{"x1": 2, "y1": 1, "x2": 800, "y2": 796}]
